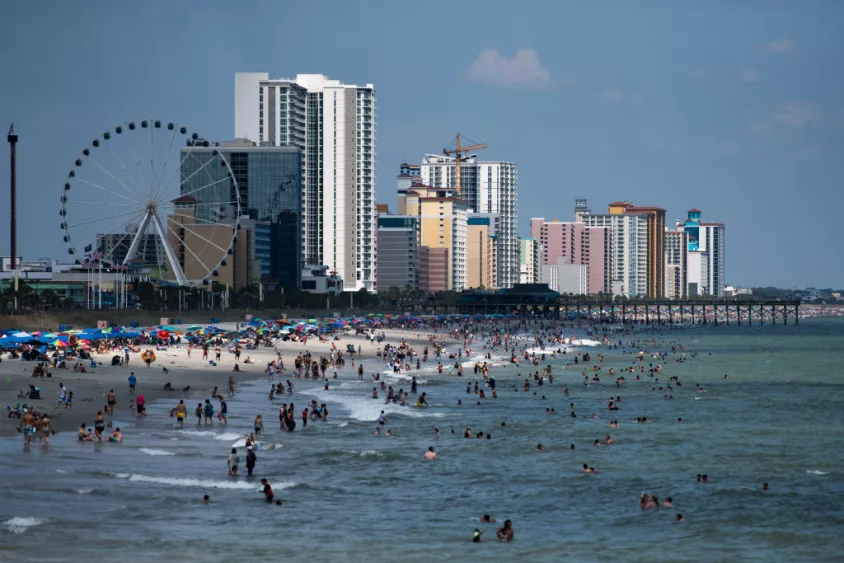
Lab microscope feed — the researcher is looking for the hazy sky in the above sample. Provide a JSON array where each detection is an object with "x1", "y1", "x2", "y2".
[{"x1": 1, "y1": 1, "x2": 842, "y2": 288}]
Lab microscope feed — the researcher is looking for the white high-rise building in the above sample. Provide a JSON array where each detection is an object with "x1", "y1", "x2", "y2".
[
  {"x1": 578, "y1": 212, "x2": 649, "y2": 297},
  {"x1": 682, "y1": 209, "x2": 725, "y2": 298},
  {"x1": 234, "y1": 73, "x2": 376, "y2": 291},
  {"x1": 664, "y1": 229, "x2": 689, "y2": 299},
  {"x1": 419, "y1": 154, "x2": 519, "y2": 288}
]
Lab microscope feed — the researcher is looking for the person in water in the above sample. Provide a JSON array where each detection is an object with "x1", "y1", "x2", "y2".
[
  {"x1": 423, "y1": 446, "x2": 438, "y2": 460},
  {"x1": 496, "y1": 520, "x2": 514, "y2": 542}
]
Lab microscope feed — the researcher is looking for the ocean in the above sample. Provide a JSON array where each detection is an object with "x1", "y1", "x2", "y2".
[{"x1": 2, "y1": 318, "x2": 843, "y2": 562}]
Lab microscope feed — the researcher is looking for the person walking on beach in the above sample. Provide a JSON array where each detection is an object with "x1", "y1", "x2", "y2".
[
  {"x1": 254, "y1": 414, "x2": 263, "y2": 435},
  {"x1": 128, "y1": 373, "x2": 136, "y2": 395},
  {"x1": 245, "y1": 445, "x2": 257, "y2": 476},
  {"x1": 106, "y1": 389, "x2": 116, "y2": 414},
  {"x1": 21, "y1": 410, "x2": 36, "y2": 449},
  {"x1": 56, "y1": 383, "x2": 67, "y2": 409}
]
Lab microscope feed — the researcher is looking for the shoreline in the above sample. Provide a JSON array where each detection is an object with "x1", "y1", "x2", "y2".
[{"x1": 0, "y1": 327, "x2": 458, "y2": 439}]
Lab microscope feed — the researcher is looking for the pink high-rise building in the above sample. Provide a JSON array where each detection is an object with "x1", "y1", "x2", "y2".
[{"x1": 530, "y1": 218, "x2": 611, "y2": 295}]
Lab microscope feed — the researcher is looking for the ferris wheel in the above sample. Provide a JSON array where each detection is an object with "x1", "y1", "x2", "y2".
[{"x1": 60, "y1": 120, "x2": 242, "y2": 287}]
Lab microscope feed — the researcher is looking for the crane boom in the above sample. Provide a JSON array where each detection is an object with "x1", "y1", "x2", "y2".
[{"x1": 442, "y1": 133, "x2": 487, "y2": 199}]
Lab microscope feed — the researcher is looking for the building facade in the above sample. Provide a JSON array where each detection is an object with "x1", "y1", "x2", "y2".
[
  {"x1": 376, "y1": 216, "x2": 418, "y2": 291},
  {"x1": 401, "y1": 184, "x2": 468, "y2": 291},
  {"x1": 519, "y1": 238, "x2": 542, "y2": 285},
  {"x1": 178, "y1": 140, "x2": 301, "y2": 288},
  {"x1": 683, "y1": 209, "x2": 725, "y2": 297},
  {"x1": 542, "y1": 256, "x2": 589, "y2": 295},
  {"x1": 418, "y1": 246, "x2": 449, "y2": 293},
  {"x1": 419, "y1": 154, "x2": 519, "y2": 288},
  {"x1": 687, "y1": 250, "x2": 709, "y2": 296},
  {"x1": 530, "y1": 218, "x2": 612, "y2": 295},
  {"x1": 579, "y1": 211, "x2": 649, "y2": 298},
  {"x1": 608, "y1": 202, "x2": 666, "y2": 299},
  {"x1": 166, "y1": 197, "x2": 260, "y2": 289},
  {"x1": 234, "y1": 73, "x2": 376, "y2": 291},
  {"x1": 664, "y1": 229, "x2": 688, "y2": 299},
  {"x1": 467, "y1": 215, "x2": 497, "y2": 289}
]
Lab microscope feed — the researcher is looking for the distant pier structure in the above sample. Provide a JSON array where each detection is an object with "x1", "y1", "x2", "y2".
[{"x1": 449, "y1": 285, "x2": 801, "y2": 325}]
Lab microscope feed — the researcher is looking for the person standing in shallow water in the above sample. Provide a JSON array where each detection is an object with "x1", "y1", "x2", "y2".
[{"x1": 245, "y1": 445, "x2": 257, "y2": 476}]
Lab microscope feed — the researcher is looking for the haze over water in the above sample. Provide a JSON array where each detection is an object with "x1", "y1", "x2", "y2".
[{"x1": 2, "y1": 318, "x2": 843, "y2": 562}]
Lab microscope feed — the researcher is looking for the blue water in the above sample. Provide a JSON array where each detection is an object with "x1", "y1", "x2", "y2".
[{"x1": 2, "y1": 318, "x2": 843, "y2": 562}]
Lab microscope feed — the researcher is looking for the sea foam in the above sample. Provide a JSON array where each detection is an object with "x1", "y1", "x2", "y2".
[
  {"x1": 139, "y1": 448, "x2": 176, "y2": 456},
  {"x1": 121, "y1": 474, "x2": 259, "y2": 490},
  {"x1": 4, "y1": 517, "x2": 44, "y2": 534}
]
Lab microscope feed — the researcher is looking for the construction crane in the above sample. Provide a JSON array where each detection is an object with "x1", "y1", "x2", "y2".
[{"x1": 443, "y1": 133, "x2": 486, "y2": 199}]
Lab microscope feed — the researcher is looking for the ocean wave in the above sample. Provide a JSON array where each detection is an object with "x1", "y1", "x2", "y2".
[
  {"x1": 230, "y1": 439, "x2": 282, "y2": 452},
  {"x1": 338, "y1": 422, "x2": 349, "y2": 427},
  {"x1": 806, "y1": 469, "x2": 828, "y2": 475},
  {"x1": 121, "y1": 474, "x2": 262, "y2": 490},
  {"x1": 4, "y1": 517, "x2": 44, "y2": 534},
  {"x1": 75, "y1": 489, "x2": 93, "y2": 494},
  {"x1": 314, "y1": 392, "x2": 446, "y2": 422},
  {"x1": 139, "y1": 448, "x2": 176, "y2": 456},
  {"x1": 182, "y1": 430, "x2": 244, "y2": 441}
]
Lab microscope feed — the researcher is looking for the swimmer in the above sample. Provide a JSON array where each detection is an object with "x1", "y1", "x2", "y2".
[
  {"x1": 663, "y1": 497, "x2": 673, "y2": 507},
  {"x1": 109, "y1": 428, "x2": 122, "y2": 443},
  {"x1": 604, "y1": 434, "x2": 614, "y2": 444},
  {"x1": 762, "y1": 482, "x2": 769, "y2": 491},
  {"x1": 423, "y1": 446, "x2": 438, "y2": 460},
  {"x1": 676, "y1": 513, "x2": 684, "y2": 522},
  {"x1": 203, "y1": 495, "x2": 210, "y2": 504},
  {"x1": 480, "y1": 514, "x2": 496, "y2": 523},
  {"x1": 536, "y1": 444, "x2": 544, "y2": 453},
  {"x1": 260, "y1": 478, "x2": 281, "y2": 504},
  {"x1": 496, "y1": 520, "x2": 514, "y2": 542},
  {"x1": 472, "y1": 529, "x2": 482, "y2": 543}
]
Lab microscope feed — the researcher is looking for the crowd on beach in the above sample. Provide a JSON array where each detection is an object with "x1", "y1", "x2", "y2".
[{"x1": 3, "y1": 313, "x2": 784, "y2": 542}]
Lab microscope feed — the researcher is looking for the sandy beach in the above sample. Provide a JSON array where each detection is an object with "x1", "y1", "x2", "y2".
[{"x1": 0, "y1": 324, "x2": 458, "y2": 438}]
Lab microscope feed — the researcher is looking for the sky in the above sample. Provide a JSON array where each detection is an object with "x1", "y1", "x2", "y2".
[{"x1": 1, "y1": 0, "x2": 842, "y2": 288}]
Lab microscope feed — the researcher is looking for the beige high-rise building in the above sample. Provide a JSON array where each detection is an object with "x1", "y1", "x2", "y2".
[
  {"x1": 167, "y1": 196, "x2": 258, "y2": 289},
  {"x1": 608, "y1": 201, "x2": 666, "y2": 299},
  {"x1": 466, "y1": 219, "x2": 496, "y2": 289},
  {"x1": 401, "y1": 184, "x2": 467, "y2": 291}
]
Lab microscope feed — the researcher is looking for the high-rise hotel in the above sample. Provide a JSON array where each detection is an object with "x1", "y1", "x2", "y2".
[
  {"x1": 234, "y1": 73, "x2": 377, "y2": 291},
  {"x1": 419, "y1": 154, "x2": 519, "y2": 288}
]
